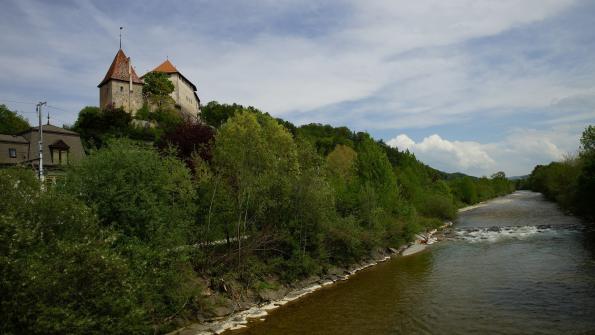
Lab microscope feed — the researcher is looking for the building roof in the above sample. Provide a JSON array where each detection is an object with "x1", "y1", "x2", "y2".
[
  {"x1": 0, "y1": 134, "x2": 28, "y2": 143},
  {"x1": 49, "y1": 139, "x2": 70, "y2": 150},
  {"x1": 152, "y1": 59, "x2": 179, "y2": 73},
  {"x1": 144, "y1": 59, "x2": 197, "y2": 91},
  {"x1": 98, "y1": 49, "x2": 143, "y2": 87},
  {"x1": 26, "y1": 124, "x2": 80, "y2": 136}
]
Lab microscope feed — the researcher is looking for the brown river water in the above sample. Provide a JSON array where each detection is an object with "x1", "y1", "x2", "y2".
[{"x1": 232, "y1": 191, "x2": 595, "y2": 335}]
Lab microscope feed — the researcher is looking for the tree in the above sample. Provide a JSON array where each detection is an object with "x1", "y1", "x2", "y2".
[
  {"x1": 580, "y1": 125, "x2": 595, "y2": 155},
  {"x1": 201, "y1": 101, "x2": 260, "y2": 128},
  {"x1": 0, "y1": 168, "x2": 146, "y2": 334},
  {"x1": 72, "y1": 106, "x2": 133, "y2": 149},
  {"x1": 491, "y1": 171, "x2": 506, "y2": 179},
  {"x1": 142, "y1": 72, "x2": 175, "y2": 109},
  {"x1": 61, "y1": 139, "x2": 198, "y2": 328},
  {"x1": 157, "y1": 121, "x2": 216, "y2": 167},
  {"x1": 356, "y1": 137, "x2": 396, "y2": 190},
  {"x1": 326, "y1": 144, "x2": 357, "y2": 181},
  {"x1": 212, "y1": 112, "x2": 298, "y2": 269},
  {"x1": 0, "y1": 104, "x2": 30, "y2": 134},
  {"x1": 63, "y1": 138, "x2": 196, "y2": 243},
  {"x1": 577, "y1": 124, "x2": 595, "y2": 218}
]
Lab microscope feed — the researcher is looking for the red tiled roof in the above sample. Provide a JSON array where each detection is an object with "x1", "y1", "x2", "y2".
[
  {"x1": 152, "y1": 59, "x2": 179, "y2": 73},
  {"x1": 144, "y1": 59, "x2": 197, "y2": 91},
  {"x1": 98, "y1": 49, "x2": 143, "y2": 87}
]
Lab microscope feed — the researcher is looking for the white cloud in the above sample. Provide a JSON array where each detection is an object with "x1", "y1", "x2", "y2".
[
  {"x1": 387, "y1": 134, "x2": 415, "y2": 151},
  {"x1": 388, "y1": 134, "x2": 495, "y2": 173},
  {"x1": 387, "y1": 127, "x2": 578, "y2": 176}
]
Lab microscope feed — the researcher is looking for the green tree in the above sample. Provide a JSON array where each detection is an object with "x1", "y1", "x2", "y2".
[
  {"x1": 355, "y1": 136, "x2": 398, "y2": 213},
  {"x1": 72, "y1": 106, "x2": 133, "y2": 149},
  {"x1": 326, "y1": 144, "x2": 357, "y2": 181},
  {"x1": 142, "y1": 72, "x2": 175, "y2": 109},
  {"x1": 0, "y1": 168, "x2": 146, "y2": 334},
  {"x1": 577, "y1": 125, "x2": 595, "y2": 218},
  {"x1": 201, "y1": 101, "x2": 260, "y2": 128},
  {"x1": 491, "y1": 171, "x2": 506, "y2": 179},
  {"x1": 579, "y1": 125, "x2": 595, "y2": 154},
  {"x1": 63, "y1": 139, "x2": 196, "y2": 243},
  {"x1": 61, "y1": 139, "x2": 199, "y2": 329},
  {"x1": 212, "y1": 112, "x2": 298, "y2": 270},
  {"x1": 0, "y1": 104, "x2": 30, "y2": 134}
]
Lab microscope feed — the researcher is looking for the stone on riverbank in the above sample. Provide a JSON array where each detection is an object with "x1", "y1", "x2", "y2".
[{"x1": 401, "y1": 243, "x2": 427, "y2": 256}]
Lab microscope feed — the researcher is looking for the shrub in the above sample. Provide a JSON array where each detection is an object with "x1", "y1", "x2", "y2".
[
  {"x1": 0, "y1": 168, "x2": 145, "y2": 334},
  {"x1": 62, "y1": 139, "x2": 196, "y2": 244}
]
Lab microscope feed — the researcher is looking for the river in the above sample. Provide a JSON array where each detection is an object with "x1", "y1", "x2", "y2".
[{"x1": 233, "y1": 191, "x2": 595, "y2": 334}]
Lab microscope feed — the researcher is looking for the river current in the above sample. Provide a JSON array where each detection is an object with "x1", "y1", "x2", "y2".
[{"x1": 234, "y1": 191, "x2": 595, "y2": 334}]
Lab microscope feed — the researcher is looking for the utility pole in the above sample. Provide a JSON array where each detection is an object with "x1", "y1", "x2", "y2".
[{"x1": 37, "y1": 101, "x2": 47, "y2": 182}]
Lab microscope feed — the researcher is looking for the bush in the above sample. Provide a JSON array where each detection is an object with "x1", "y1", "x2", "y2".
[
  {"x1": 416, "y1": 192, "x2": 457, "y2": 220},
  {"x1": 0, "y1": 168, "x2": 146, "y2": 335},
  {"x1": 62, "y1": 139, "x2": 196, "y2": 244},
  {"x1": 60, "y1": 139, "x2": 199, "y2": 330}
]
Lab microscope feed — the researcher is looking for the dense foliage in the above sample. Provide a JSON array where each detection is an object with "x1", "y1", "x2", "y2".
[
  {"x1": 0, "y1": 104, "x2": 30, "y2": 134},
  {"x1": 156, "y1": 121, "x2": 215, "y2": 167},
  {"x1": 72, "y1": 106, "x2": 134, "y2": 148},
  {"x1": 524, "y1": 125, "x2": 595, "y2": 220},
  {"x1": 72, "y1": 105, "x2": 184, "y2": 150},
  {"x1": 1, "y1": 101, "x2": 515, "y2": 334},
  {"x1": 142, "y1": 72, "x2": 175, "y2": 109}
]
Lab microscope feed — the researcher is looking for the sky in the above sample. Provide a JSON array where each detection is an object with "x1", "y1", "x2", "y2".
[{"x1": 1, "y1": 0, "x2": 595, "y2": 177}]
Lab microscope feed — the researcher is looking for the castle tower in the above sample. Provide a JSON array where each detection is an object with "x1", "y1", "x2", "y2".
[
  {"x1": 146, "y1": 59, "x2": 201, "y2": 119},
  {"x1": 98, "y1": 49, "x2": 144, "y2": 114}
]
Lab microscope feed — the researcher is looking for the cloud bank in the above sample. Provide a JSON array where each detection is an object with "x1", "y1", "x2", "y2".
[{"x1": 387, "y1": 126, "x2": 577, "y2": 177}]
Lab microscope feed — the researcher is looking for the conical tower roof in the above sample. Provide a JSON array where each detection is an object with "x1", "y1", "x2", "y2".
[{"x1": 98, "y1": 49, "x2": 143, "y2": 87}]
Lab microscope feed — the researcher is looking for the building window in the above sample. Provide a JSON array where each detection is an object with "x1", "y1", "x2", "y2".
[
  {"x1": 120, "y1": 86, "x2": 124, "y2": 92},
  {"x1": 51, "y1": 149, "x2": 69, "y2": 165},
  {"x1": 8, "y1": 148, "x2": 17, "y2": 158}
]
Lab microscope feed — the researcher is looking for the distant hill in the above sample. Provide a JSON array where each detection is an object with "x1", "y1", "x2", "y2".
[{"x1": 508, "y1": 175, "x2": 528, "y2": 181}]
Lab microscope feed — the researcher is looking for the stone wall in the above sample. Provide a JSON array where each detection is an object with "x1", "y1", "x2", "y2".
[
  {"x1": 169, "y1": 73, "x2": 200, "y2": 119},
  {"x1": 99, "y1": 80, "x2": 144, "y2": 115}
]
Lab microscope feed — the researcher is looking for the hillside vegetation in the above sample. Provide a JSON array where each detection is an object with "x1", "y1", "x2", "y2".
[
  {"x1": 523, "y1": 125, "x2": 595, "y2": 220},
  {"x1": 0, "y1": 102, "x2": 514, "y2": 334}
]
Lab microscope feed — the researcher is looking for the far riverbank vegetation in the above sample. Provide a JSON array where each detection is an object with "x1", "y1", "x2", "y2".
[
  {"x1": 0, "y1": 102, "x2": 515, "y2": 334},
  {"x1": 522, "y1": 125, "x2": 595, "y2": 221}
]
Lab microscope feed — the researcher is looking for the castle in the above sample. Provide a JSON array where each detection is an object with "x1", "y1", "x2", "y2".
[{"x1": 98, "y1": 49, "x2": 201, "y2": 119}]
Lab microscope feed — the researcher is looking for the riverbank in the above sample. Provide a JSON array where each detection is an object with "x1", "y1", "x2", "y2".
[{"x1": 169, "y1": 219, "x2": 457, "y2": 335}]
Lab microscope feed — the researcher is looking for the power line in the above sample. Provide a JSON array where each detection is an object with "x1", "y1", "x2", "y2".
[
  {"x1": 47, "y1": 105, "x2": 71, "y2": 113},
  {"x1": 0, "y1": 99, "x2": 38, "y2": 106},
  {"x1": 1, "y1": 99, "x2": 72, "y2": 113},
  {"x1": 1, "y1": 99, "x2": 73, "y2": 125}
]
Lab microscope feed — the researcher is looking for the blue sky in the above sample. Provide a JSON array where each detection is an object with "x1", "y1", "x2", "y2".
[{"x1": 1, "y1": 0, "x2": 594, "y2": 176}]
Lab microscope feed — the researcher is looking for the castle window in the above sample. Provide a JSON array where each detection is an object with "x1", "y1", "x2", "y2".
[
  {"x1": 8, "y1": 148, "x2": 16, "y2": 158},
  {"x1": 120, "y1": 86, "x2": 124, "y2": 92}
]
